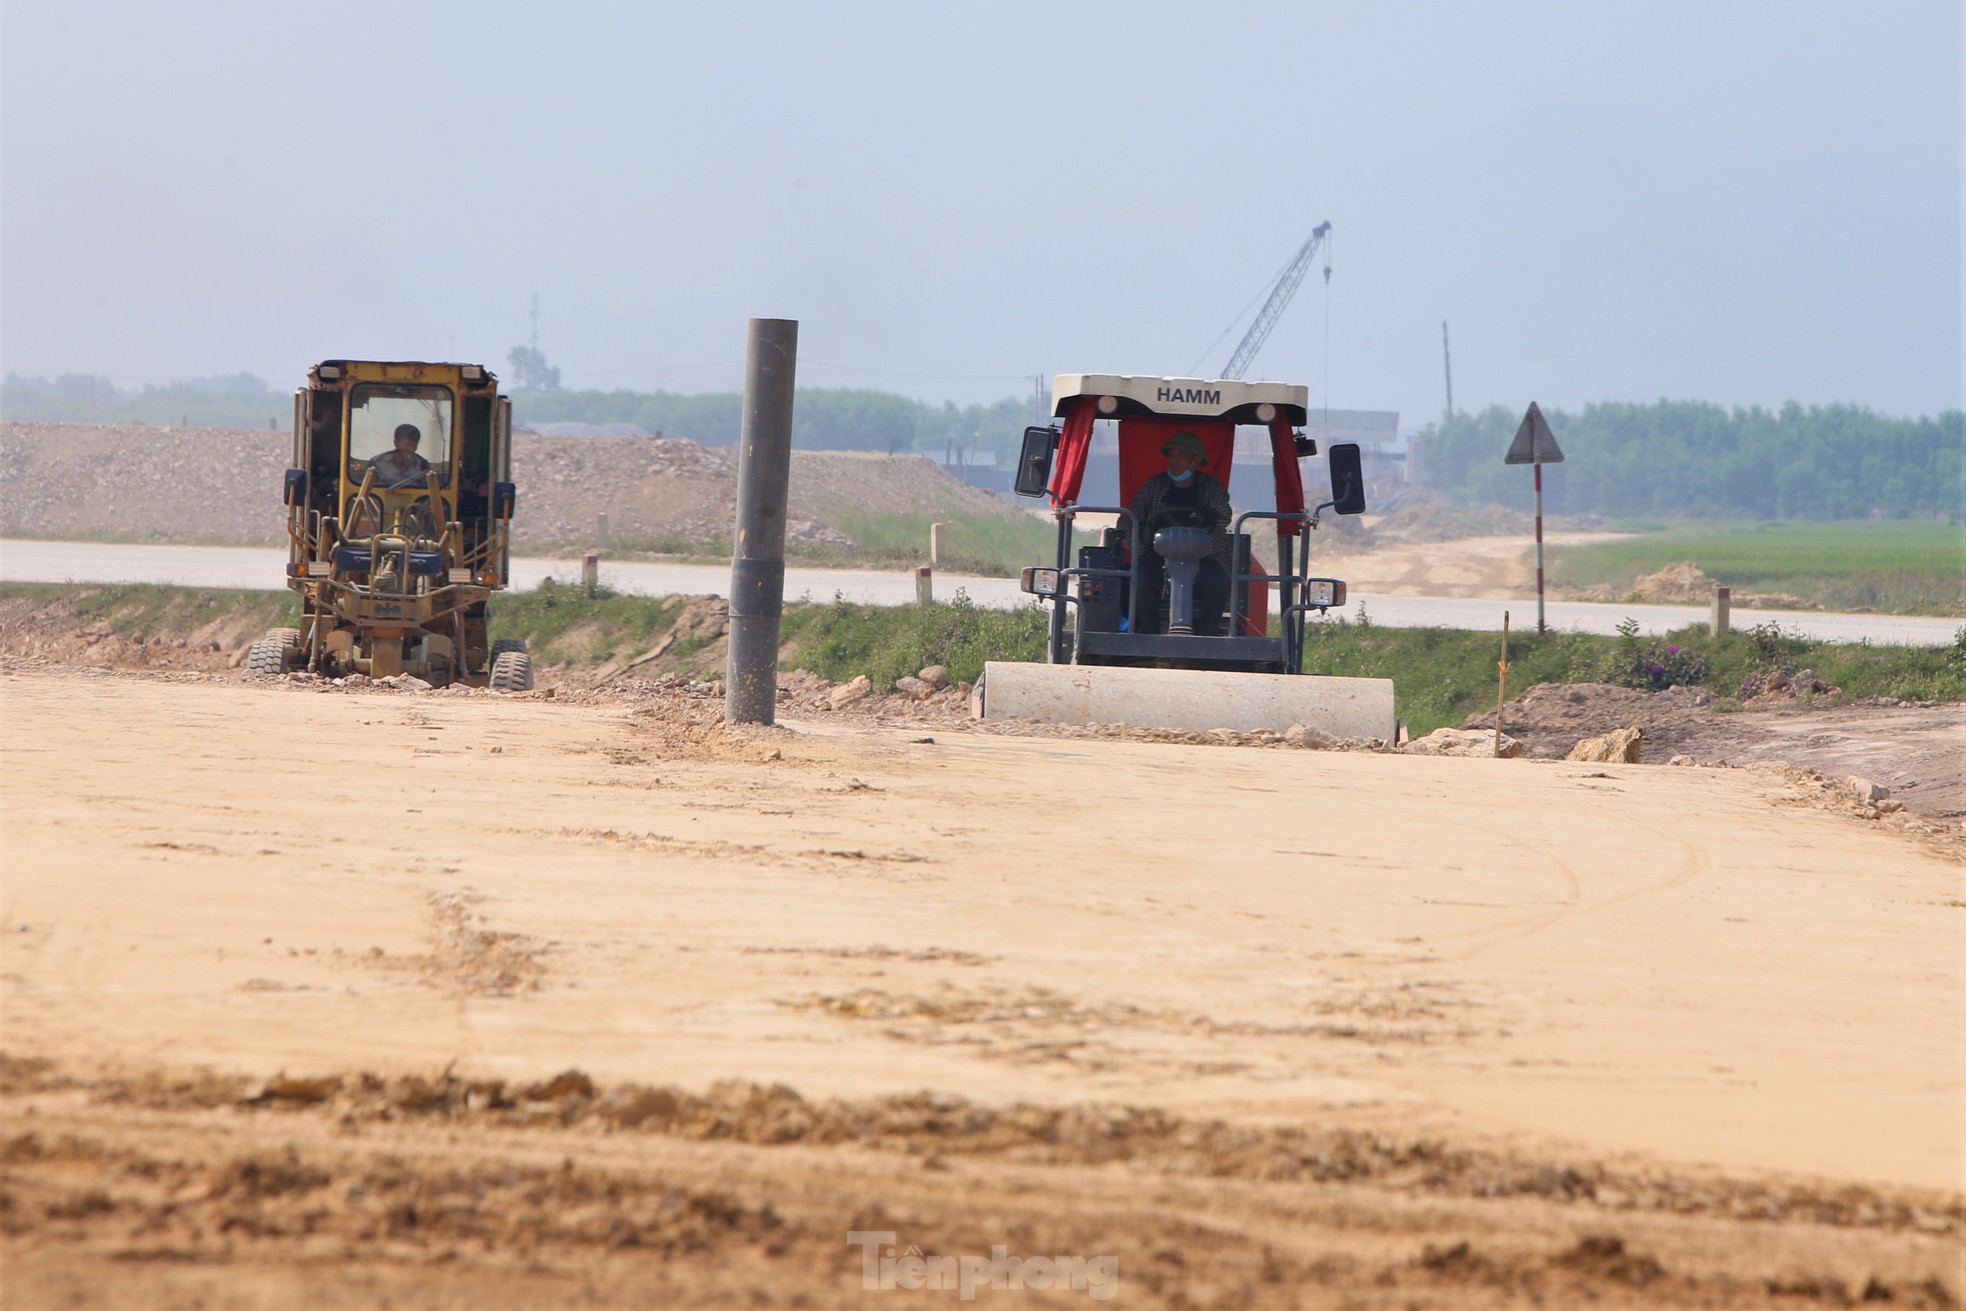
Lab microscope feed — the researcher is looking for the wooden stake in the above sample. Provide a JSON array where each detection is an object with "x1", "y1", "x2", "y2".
[{"x1": 1495, "y1": 610, "x2": 1510, "y2": 758}]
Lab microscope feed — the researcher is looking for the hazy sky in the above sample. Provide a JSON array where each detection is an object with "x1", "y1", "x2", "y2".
[{"x1": 2, "y1": 1, "x2": 1959, "y2": 426}]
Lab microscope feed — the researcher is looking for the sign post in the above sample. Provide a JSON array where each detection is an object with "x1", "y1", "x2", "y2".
[{"x1": 1504, "y1": 402, "x2": 1565, "y2": 634}]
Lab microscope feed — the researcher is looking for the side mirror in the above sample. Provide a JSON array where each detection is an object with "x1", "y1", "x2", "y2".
[
  {"x1": 1327, "y1": 443, "x2": 1366, "y2": 515},
  {"x1": 282, "y1": 468, "x2": 307, "y2": 506},
  {"x1": 492, "y1": 481, "x2": 517, "y2": 520},
  {"x1": 1014, "y1": 425, "x2": 1058, "y2": 498}
]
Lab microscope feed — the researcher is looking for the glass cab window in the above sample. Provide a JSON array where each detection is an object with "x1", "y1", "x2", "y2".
[{"x1": 347, "y1": 384, "x2": 453, "y2": 488}]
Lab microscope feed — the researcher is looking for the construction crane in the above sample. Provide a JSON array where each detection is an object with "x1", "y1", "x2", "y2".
[{"x1": 1221, "y1": 221, "x2": 1331, "y2": 381}]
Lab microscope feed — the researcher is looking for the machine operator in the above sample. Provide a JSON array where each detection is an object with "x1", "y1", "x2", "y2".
[
  {"x1": 1126, "y1": 430, "x2": 1233, "y2": 636},
  {"x1": 371, "y1": 423, "x2": 433, "y2": 488}
]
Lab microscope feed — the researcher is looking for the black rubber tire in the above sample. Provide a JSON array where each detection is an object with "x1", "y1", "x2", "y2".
[
  {"x1": 245, "y1": 637, "x2": 289, "y2": 678},
  {"x1": 489, "y1": 637, "x2": 528, "y2": 662},
  {"x1": 489, "y1": 650, "x2": 534, "y2": 692},
  {"x1": 263, "y1": 627, "x2": 302, "y2": 649}
]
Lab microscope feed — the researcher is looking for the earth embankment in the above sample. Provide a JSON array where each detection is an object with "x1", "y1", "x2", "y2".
[{"x1": 0, "y1": 421, "x2": 1019, "y2": 552}]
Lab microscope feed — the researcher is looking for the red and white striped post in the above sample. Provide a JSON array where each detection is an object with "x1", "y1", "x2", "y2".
[{"x1": 1533, "y1": 463, "x2": 1546, "y2": 634}]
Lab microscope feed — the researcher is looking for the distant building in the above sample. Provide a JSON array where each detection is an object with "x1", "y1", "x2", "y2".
[
  {"x1": 1288, "y1": 409, "x2": 1405, "y2": 483},
  {"x1": 942, "y1": 448, "x2": 1011, "y2": 495}
]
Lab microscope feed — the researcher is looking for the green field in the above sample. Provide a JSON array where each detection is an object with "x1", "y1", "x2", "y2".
[{"x1": 1553, "y1": 519, "x2": 1964, "y2": 614}]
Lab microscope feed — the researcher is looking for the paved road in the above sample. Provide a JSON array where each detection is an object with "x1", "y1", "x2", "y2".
[{"x1": 2, "y1": 537, "x2": 1956, "y2": 646}]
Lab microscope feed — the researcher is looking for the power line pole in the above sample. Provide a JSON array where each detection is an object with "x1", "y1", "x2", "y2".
[
  {"x1": 725, "y1": 318, "x2": 799, "y2": 725},
  {"x1": 1441, "y1": 321, "x2": 1454, "y2": 419}
]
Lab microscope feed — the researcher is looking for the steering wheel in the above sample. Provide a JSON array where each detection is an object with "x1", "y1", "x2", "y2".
[{"x1": 1148, "y1": 507, "x2": 1199, "y2": 531}]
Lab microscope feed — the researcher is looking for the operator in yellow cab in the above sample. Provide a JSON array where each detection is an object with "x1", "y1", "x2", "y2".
[{"x1": 372, "y1": 423, "x2": 432, "y2": 488}]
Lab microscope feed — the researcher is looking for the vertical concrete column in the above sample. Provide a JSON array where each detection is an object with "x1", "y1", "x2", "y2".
[
  {"x1": 581, "y1": 552, "x2": 599, "y2": 596},
  {"x1": 915, "y1": 565, "x2": 934, "y2": 606},
  {"x1": 597, "y1": 512, "x2": 611, "y2": 550},
  {"x1": 1712, "y1": 585, "x2": 1731, "y2": 637},
  {"x1": 725, "y1": 318, "x2": 798, "y2": 724},
  {"x1": 929, "y1": 522, "x2": 946, "y2": 565}
]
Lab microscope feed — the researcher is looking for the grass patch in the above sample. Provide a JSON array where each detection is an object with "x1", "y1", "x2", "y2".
[
  {"x1": 0, "y1": 582, "x2": 299, "y2": 634},
  {"x1": 1304, "y1": 612, "x2": 1966, "y2": 735},
  {"x1": 1555, "y1": 519, "x2": 1964, "y2": 614},
  {"x1": 778, "y1": 591, "x2": 1049, "y2": 688},
  {"x1": 488, "y1": 580, "x2": 685, "y2": 665}
]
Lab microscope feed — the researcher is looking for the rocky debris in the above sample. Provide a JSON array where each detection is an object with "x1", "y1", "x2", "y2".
[
  {"x1": 1400, "y1": 727, "x2": 1522, "y2": 758},
  {"x1": 891, "y1": 675, "x2": 931, "y2": 700},
  {"x1": 1466, "y1": 683, "x2": 1710, "y2": 760},
  {"x1": 918, "y1": 664, "x2": 950, "y2": 691},
  {"x1": 1566, "y1": 726, "x2": 1645, "y2": 763},
  {"x1": 1848, "y1": 777, "x2": 1891, "y2": 806},
  {"x1": 1283, "y1": 723, "x2": 1337, "y2": 749},
  {"x1": 0, "y1": 422, "x2": 1023, "y2": 553},
  {"x1": 1745, "y1": 668, "x2": 1844, "y2": 701},
  {"x1": 828, "y1": 675, "x2": 872, "y2": 708}
]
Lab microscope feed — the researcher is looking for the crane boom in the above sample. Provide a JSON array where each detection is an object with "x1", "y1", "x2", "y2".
[{"x1": 1221, "y1": 221, "x2": 1331, "y2": 381}]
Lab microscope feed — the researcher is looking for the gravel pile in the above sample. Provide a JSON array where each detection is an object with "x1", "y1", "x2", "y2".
[{"x1": 0, "y1": 422, "x2": 1020, "y2": 552}]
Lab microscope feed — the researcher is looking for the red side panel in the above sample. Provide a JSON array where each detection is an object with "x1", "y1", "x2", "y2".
[
  {"x1": 1269, "y1": 413, "x2": 1306, "y2": 535},
  {"x1": 1116, "y1": 416, "x2": 1235, "y2": 506},
  {"x1": 1046, "y1": 397, "x2": 1096, "y2": 506},
  {"x1": 1239, "y1": 557, "x2": 1270, "y2": 636}
]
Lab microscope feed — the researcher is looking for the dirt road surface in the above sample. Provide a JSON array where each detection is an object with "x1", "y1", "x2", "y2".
[{"x1": 3, "y1": 663, "x2": 1961, "y2": 1307}]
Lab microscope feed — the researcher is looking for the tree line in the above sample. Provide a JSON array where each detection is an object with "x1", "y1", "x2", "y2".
[
  {"x1": 1417, "y1": 400, "x2": 1962, "y2": 520},
  {"x1": 1, "y1": 373, "x2": 290, "y2": 430}
]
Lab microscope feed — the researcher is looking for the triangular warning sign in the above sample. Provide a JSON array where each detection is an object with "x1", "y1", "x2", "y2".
[{"x1": 1504, "y1": 402, "x2": 1564, "y2": 464}]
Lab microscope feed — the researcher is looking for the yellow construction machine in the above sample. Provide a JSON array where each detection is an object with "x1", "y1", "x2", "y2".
[{"x1": 246, "y1": 360, "x2": 531, "y2": 689}]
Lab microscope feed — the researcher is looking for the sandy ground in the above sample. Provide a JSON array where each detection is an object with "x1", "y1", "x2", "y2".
[
  {"x1": 1339, "y1": 530, "x2": 1616, "y2": 597},
  {"x1": 2, "y1": 663, "x2": 1962, "y2": 1307}
]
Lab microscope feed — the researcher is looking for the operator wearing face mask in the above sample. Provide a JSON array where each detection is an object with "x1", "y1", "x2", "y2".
[{"x1": 1125, "y1": 430, "x2": 1235, "y2": 636}]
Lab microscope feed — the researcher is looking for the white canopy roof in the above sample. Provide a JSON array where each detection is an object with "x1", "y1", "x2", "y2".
[{"x1": 1050, "y1": 374, "x2": 1310, "y2": 423}]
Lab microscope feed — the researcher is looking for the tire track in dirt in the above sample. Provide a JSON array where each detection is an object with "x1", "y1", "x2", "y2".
[
  {"x1": 1450, "y1": 825, "x2": 1585, "y2": 961},
  {"x1": 1589, "y1": 821, "x2": 1712, "y2": 916}
]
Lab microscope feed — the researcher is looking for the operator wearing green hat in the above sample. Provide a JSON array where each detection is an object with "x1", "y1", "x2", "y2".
[{"x1": 1125, "y1": 430, "x2": 1235, "y2": 635}]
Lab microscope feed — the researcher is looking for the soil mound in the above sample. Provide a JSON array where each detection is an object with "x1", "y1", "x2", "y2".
[
  {"x1": 0, "y1": 422, "x2": 1020, "y2": 553},
  {"x1": 1632, "y1": 561, "x2": 1716, "y2": 602},
  {"x1": 1368, "y1": 488, "x2": 1533, "y2": 543}
]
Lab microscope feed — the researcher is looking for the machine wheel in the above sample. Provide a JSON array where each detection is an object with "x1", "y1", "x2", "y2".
[
  {"x1": 490, "y1": 649, "x2": 534, "y2": 692},
  {"x1": 263, "y1": 627, "x2": 302, "y2": 650},
  {"x1": 489, "y1": 637, "x2": 527, "y2": 663},
  {"x1": 245, "y1": 636, "x2": 291, "y2": 678}
]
